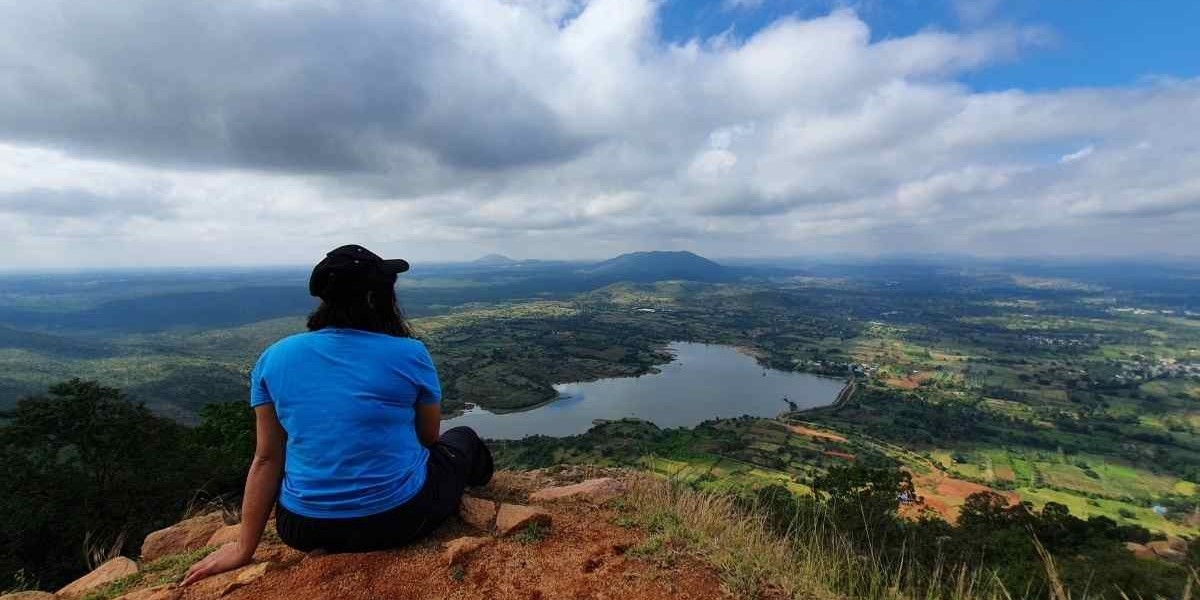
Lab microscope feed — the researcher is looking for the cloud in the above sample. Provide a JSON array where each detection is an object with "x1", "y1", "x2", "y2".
[
  {"x1": 953, "y1": 0, "x2": 1004, "y2": 25},
  {"x1": 1059, "y1": 145, "x2": 1094, "y2": 164},
  {"x1": 0, "y1": 188, "x2": 172, "y2": 218},
  {"x1": 0, "y1": 0, "x2": 1197, "y2": 267},
  {"x1": 0, "y1": 1, "x2": 592, "y2": 173}
]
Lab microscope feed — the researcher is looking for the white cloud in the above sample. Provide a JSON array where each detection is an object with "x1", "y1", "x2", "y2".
[
  {"x1": 953, "y1": 0, "x2": 1003, "y2": 25},
  {"x1": 1059, "y1": 145, "x2": 1094, "y2": 164},
  {"x1": 0, "y1": 0, "x2": 1196, "y2": 268}
]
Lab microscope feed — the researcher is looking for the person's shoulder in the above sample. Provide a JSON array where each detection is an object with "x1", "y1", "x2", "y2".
[
  {"x1": 382, "y1": 335, "x2": 429, "y2": 352},
  {"x1": 363, "y1": 334, "x2": 429, "y2": 359},
  {"x1": 263, "y1": 331, "x2": 321, "y2": 355}
]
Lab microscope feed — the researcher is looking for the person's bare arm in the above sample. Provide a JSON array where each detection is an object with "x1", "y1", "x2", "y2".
[
  {"x1": 182, "y1": 404, "x2": 285, "y2": 585},
  {"x1": 415, "y1": 402, "x2": 441, "y2": 447}
]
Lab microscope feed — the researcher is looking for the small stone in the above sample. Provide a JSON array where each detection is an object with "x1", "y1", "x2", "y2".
[
  {"x1": 206, "y1": 524, "x2": 240, "y2": 548},
  {"x1": 141, "y1": 513, "x2": 225, "y2": 563},
  {"x1": 460, "y1": 496, "x2": 498, "y2": 530},
  {"x1": 113, "y1": 584, "x2": 182, "y2": 600},
  {"x1": 442, "y1": 536, "x2": 494, "y2": 565},
  {"x1": 529, "y1": 478, "x2": 625, "y2": 504},
  {"x1": 57, "y1": 556, "x2": 139, "y2": 599},
  {"x1": 495, "y1": 504, "x2": 552, "y2": 537},
  {"x1": 187, "y1": 562, "x2": 276, "y2": 598},
  {"x1": 0, "y1": 592, "x2": 59, "y2": 600}
]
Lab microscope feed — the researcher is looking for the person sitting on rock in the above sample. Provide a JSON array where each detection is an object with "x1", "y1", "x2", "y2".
[{"x1": 182, "y1": 245, "x2": 493, "y2": 585}]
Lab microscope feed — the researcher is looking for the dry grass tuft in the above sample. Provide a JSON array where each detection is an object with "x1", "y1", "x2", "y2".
[
  {"x1": 623, "y1": 473, "x2": 1027, "y2": 600},
  {"x1": 83, "y1": 529, "x2": 128, "y2": 571},
  {"x1": 182, "y1": 489, "x2": 240, "y2": 524},
  {"x1": 625, "y1": 473, "x2": 834, "y2": 599}
]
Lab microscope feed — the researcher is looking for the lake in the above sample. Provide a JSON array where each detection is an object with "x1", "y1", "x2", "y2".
[{"x1": 443, "y1": 341, "x2": 845, "y2": 439}]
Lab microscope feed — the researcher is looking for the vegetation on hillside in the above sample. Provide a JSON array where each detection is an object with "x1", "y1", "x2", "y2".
[
  {"x1": 1, "y1": 260, "x2": 1198, "y2": 594},
  {"x1": 622, "y1": 470, "x2": 1197, "y2": 600},
  {"x1": 2, "y1": 378, "x2": 1198, "y2": 598},
  {"x1": 0, "y1": 380, "x2": 250, "y2": 590}
]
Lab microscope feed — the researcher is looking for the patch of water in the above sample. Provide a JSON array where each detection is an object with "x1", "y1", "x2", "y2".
[{"x1": 443, "y1": 342, "x2": 844, "y2": 440}]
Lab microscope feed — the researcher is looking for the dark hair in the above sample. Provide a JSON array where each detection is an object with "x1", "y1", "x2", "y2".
[{"x1": 306, "y1": 284, "x2": 414, "y2": 337}]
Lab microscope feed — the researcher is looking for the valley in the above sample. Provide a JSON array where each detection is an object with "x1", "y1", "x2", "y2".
[{"x1": 2, "y1": 252, "x2": 1199, "y2": 591}]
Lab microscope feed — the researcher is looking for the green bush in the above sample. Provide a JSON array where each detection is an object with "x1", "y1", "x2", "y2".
[{"x1": 0, "y1": 380, "x2": 254, "y2": 590}]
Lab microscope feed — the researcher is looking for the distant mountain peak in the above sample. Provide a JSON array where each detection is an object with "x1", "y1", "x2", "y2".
[
  {"x1": 581, "y1": 250, "x2": 731, "y2": 283},
  {"x1": 473, "y1": 254, "x2": 518, "y2": 266},
  {"x1": 594, "y1": 250, "x2": 723, "y2": 268}
]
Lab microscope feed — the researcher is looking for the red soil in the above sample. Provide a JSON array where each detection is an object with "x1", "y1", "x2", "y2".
[
  {"x1": 222, "y1": 512, "x2": 725, "y2": 600},
  {"x1": 822, "y1": 451, "x2": 857, "y2": 461},
  {"x1": 786, "y1": 424, "x2": 848, "y2": 443},
  {"x1": 196, "y1": 470, "x2": 728, "y2": 600},
  {"x1": 883, "y1": 371, "x2": 934, "y2": 390},
  {"x1": 908, "y1": 472, "x2": 1020, "y2": 521}
]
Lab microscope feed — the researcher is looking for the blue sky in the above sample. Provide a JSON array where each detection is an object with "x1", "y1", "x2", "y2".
[{"x1": 659, "y1": 0, "x2": 1200, "y2": 91}]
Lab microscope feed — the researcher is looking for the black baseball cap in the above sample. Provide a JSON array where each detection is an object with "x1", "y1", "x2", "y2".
[{"x1": 308, "y1": 244, "x2": 409, "y2": 299}]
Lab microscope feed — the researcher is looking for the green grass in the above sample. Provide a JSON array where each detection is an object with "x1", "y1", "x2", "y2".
[
  {"x1": 621, "y1": 507, "x2": 697, "y2": 568},
  {"x1": 1016, "y1": 487, "x2": 1194, "y2": 538},
  {"x1": 82, "y1": 546, "x2": 216, "y2": 600},
  {"x1": 512, "y1": 521, "x2": 550, "y2": 545}
]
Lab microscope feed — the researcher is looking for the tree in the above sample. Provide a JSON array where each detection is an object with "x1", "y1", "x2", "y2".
[
  {"x1": 0, "y1": 380, "x2": 210, "y2": 589},
  {"x1": 812, "y1": 465, "x2": 915, "y2": 545},
  {"x1": 193, "y1": 401, "x2": 255, "y2": 493}
]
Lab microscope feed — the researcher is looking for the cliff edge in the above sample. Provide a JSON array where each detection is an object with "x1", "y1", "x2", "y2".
[{"x1": 9, "y1": 469, "x2": 736, "y2": 600}]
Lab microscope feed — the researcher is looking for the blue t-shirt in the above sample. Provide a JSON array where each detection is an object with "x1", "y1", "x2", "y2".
[{"x1": 249, "y1": 328, "x2": 441, "y2": 519}]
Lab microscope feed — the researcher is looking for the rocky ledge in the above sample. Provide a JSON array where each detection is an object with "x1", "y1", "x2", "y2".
[{"x1": 3, "y1": 469, "x2": 727, "y2": 600}]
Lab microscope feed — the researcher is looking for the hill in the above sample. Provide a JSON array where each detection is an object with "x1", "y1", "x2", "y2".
[
  {"x1": 579, "y1": 251, "x2": 734, "y2": 283},
  {"x1": 472, "y1": 254, "x2": 520, "y2": 266},
  {"x1": 27, "y1": 470, "x2": 733, "y2": 600},
  {"x1": 21, "y1": 463, "x2": 1191, "y2": 600}
]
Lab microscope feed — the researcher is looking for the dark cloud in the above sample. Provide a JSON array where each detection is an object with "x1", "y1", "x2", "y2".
[{"x1": 0, "y1": 1, "x2": 590, "y2": 173}]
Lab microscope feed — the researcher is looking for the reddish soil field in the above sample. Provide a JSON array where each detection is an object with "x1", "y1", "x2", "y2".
[
  {"x1": 883, "y1": 372, "x2": 932, "y2": 390},
  {"x1": 822, "y1": 451, "x2": 857, "y2": 461},
  {"x1": 908, "y1": 472, "x2": 1020, "y2": 521},
  {"x1": 787, "y1": 424, "x2": 849, "y2": 443}
]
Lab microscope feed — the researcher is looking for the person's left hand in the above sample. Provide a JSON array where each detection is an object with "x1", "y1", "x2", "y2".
[{"x1": 180, "y1": 542, "x2": 253, "y2": 586}]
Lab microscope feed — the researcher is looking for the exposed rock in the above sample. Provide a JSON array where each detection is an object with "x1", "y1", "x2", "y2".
[
  {"x1": 442, "y1": 536, "x2": 494, "y2": 565},
  {"x1": 460, "y1": 496, "x2": 498, "y2": 530},
  {"x1": 57, "y1": 556, "x2": 139, "y2": 599},
  {"x1": 113, "y1": 584, "x2": 181, "y2": 600},
  {"x1": 529, "y1": 478, "x2": 625, "y2": 504},
  {"x1": 0, "y1": 592, "x2": 59, "y2": 600},
  {"x1": 1165, "y1": 536, "x2": 1188, "y2": 553},
  {"x1": 207, "y1": 525, "x2": 240, "y2": 548},
  {"x1": 1146, "y1": 540, "x2": 1187, "y2": 563},
  {"x1": 1125, "y1": 542, "x2": 1157, "y2": 560},
  {"x1": 187, "y1": 562, "x2": 276, "y2": 598},
  {"x1": 495, "y1": 504, "x2": 552, "y2": 537},
  {"x1": 253, "y1": 544, "x2": 304, "y2": 566},
  {"x1": 141, "y1": 513, "x2": 225, "y2": 563}
]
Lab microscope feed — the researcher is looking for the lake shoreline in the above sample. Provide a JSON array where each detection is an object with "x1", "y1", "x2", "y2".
[{"x1": 444, "y1": 342, "x2": 845, "y2": 440}]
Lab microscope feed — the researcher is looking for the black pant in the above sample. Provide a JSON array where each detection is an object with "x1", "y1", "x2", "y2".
[{"x1": 275, "y1": 426, "x2": 493, "y2": 553}]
